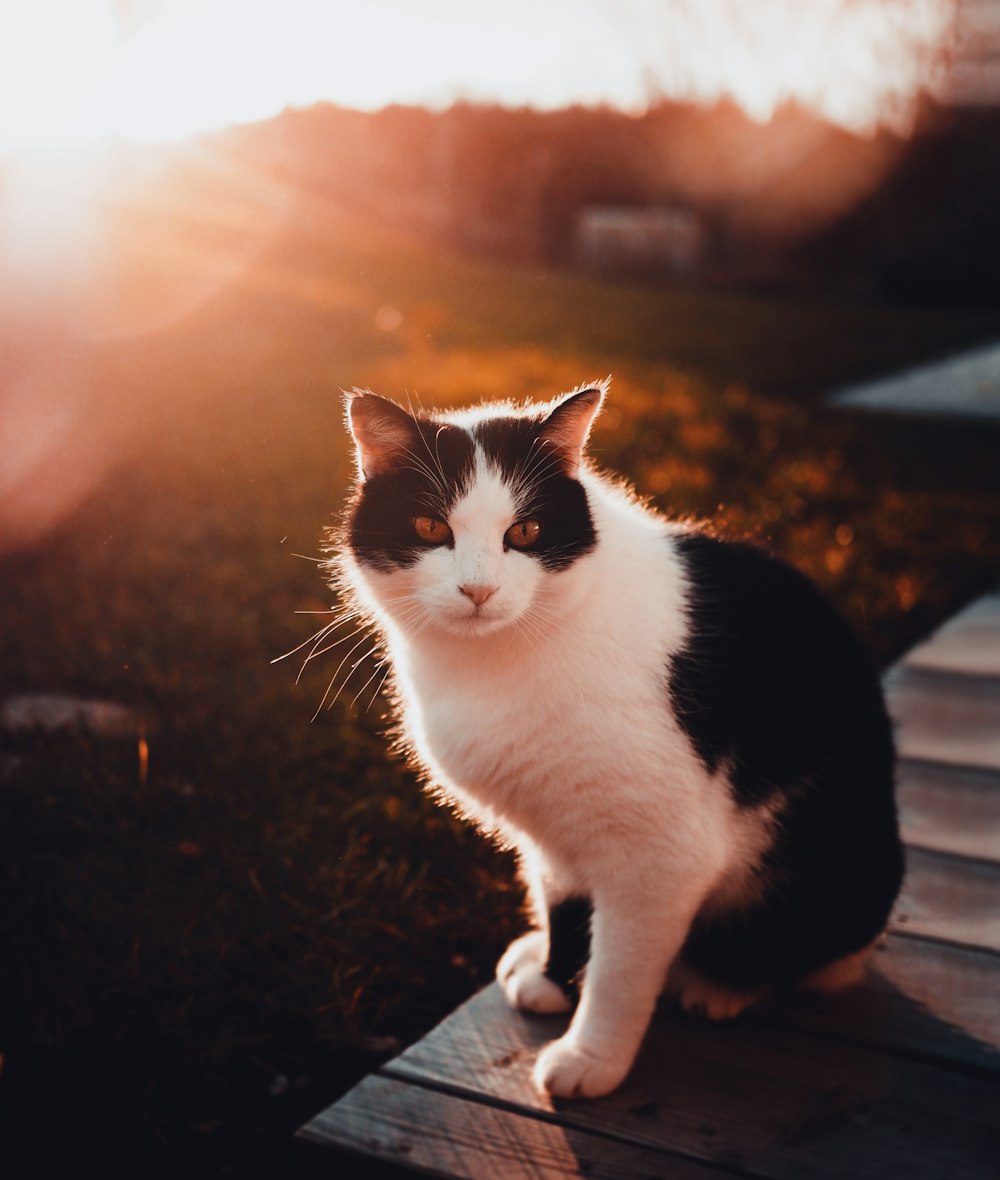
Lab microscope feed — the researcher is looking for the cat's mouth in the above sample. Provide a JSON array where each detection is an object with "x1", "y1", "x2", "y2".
[{"x1": 444, "y1": 601, "x2": 516, "y2": 637}]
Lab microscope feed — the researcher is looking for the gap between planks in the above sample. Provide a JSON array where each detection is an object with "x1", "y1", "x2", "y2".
[{"x1": 301, "y1": 1071, "x2": 754, "y2": 1180}]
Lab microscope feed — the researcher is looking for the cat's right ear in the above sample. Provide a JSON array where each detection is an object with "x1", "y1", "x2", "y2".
[
  {"x1": 538, "y1": 383, "x2": 606, "y2": 477},
  {"x1": 345, "y1": 391, "x2": 418, "y2": 479}
]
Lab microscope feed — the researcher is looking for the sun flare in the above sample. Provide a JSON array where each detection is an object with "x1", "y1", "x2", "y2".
[
  {"x1": 0, "y1": 0, "x2": 960, "y2": 319},
  {"x1": 0, "y1": 0, "x2": 957, "y2": 159}
]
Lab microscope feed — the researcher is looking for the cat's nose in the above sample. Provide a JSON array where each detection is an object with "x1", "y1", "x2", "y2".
[{"x1": 459, "y1": 583, "x2": 499, "y2": 608}]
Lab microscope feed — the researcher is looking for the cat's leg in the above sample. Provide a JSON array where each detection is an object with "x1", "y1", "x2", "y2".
[
  {"x1": 497, "y1": 930, "x2": 574, "y2": 1014},
  {"x1": 542, "y1": 895, "x2": 593, "y2": 997},
  {"x1": 533, "y1": 884, "x2": 705, "y2": 1099},
  {"x1": 497, "y1": 852, "x2": 579, "y2": 1015}
]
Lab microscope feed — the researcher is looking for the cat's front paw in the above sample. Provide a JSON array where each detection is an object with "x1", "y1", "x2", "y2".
[
  {"x1": 533, "y1": 1035, "x2": 632, "y2": 1099},
  {"x1": 497, "y1": 931, "x2": 572, "y2": 1014}
]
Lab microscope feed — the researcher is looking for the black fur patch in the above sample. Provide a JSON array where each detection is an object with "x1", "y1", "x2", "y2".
[
  {"x1": 681, "y1": 783, "x2": 904, "y2": 989},
  {"x1": 473, "y1": 417, "x2": 596, "y2": 571},
  {"x1": 544, "y1": 895, "x2": 593, "y2": 997},
  {"x1": 348, "y1": 419, "x2": 475, "y2": 571},
  {"x1": 670, "y1": 531, "x2": 903, "y2": 987},
  {"x1": 670, "y1": 533, "x2": 894, "y2": 809}
]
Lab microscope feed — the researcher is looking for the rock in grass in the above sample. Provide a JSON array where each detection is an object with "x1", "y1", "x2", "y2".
[{"x1": 1, "y1": 694, "x2": 139, "y2": 739}]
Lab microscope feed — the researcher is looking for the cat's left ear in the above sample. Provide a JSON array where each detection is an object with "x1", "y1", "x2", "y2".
[
  {"x1": 345, "y1": 390, "x2": 419, "y2": 480},
  {"x1": 538, "y1": 382, "x2": 606, "y2": 477}
]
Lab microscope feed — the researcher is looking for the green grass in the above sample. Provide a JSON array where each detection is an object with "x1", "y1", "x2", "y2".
[{"x1": 2, "y1": 164, "x2": 999, "y2": 1178}]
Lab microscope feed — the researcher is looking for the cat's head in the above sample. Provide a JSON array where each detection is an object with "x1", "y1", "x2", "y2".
[{"x1": 339, "y1": 384, "x2": 605, "y2": 638}]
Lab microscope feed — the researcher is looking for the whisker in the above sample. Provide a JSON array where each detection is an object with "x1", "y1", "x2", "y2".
[
  {"x1": 414, "y1": 419, "x2": 453, "y2": 500},
  {"x1": 297, "y1": 626, "x2": 368, "y2": 681},
  {"x1": 272, "y1": 618, "x2": 344, "y2": 665},
  {"x1": 311, "y1": 630, "x2": 375, "y2": 722},
  {"x1": 347, "y1": 645, "x2": 380, "y2": 674},
  {"x1": 509, "y1": 447, "x2": 564, "y2": 510},
  {"x1": 351, "y1": 654, "x2": 389, "y2": 712},
  {"x1": 399, "y1": 441, "x2": 448, "y2": 490},
  {"x1": 364, "y1": 662, "x2": 394, "y2": 714}
]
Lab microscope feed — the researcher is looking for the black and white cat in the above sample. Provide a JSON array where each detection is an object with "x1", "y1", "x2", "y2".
[{"x1": 330, "y1": 382, "x2": 903, "y2": 1099}]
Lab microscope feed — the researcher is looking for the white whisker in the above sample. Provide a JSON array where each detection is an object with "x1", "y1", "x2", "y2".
[
  {"x1": 297, "y1": 625, "x2": 367, "y2": 680},
  {"x1": 352, "y1": 655, "x2": 390, "y2": 712},
  {"x1": 363, "y1": 662, "x2": 394, "y2": 714},
  {"x1": 311, "y1": 630, "x2": 376, "y2": 722},
  {"x1": 271, "y1": 616, "x2": 347, "y2": 665}
]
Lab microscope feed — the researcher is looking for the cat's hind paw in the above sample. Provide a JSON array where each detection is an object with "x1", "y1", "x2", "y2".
[
  {"x1": 799, "y1": 941, "x2": 876, "y2": 993},
  {"x1": 497, "y1": 931, "x2": 573, "y2": 1014},
  {"x1": 533, "y1": 1035, "x2": 631, "y2": 1099},
  {"x1": 669, "y1": 961, "x2": 763, "y2": 1021}
]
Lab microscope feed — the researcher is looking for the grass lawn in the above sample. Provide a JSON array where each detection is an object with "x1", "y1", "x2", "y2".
[{"x1": 2, "y1": 155, "x2": 1000, "y2": 1177}]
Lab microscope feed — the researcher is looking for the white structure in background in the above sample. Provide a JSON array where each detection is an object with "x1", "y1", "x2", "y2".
[
  {"x1": 832, "y1": 340, "x2": 1000, "y2": 418},
  {"x1": 575, "y1": 205, "x2": 705, "y2": 275}
]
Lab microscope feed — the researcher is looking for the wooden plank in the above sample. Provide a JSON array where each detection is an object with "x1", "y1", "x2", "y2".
[
  {"x1": 298, "y1": 1072, "x2": 726, "y2": 1179},
  {"x1": 302, "y1": 935, "x2": 1000, "y2": 1177},
  {"x1": 903, "y1": 593, "x2": 1000, "y2": 677},
  {"x1": 886, "y1": 665, "x2": 1000, "y2": 771},
  {"x1": 779, "y1": 934, "x2": 1000, "y2": 1075},
  {"x1": 897, "y1": 759, "x2": 1000, "y2": 860},
  {"x1": 384, "y1": 984, "x2": 1000, "y2": 1180},
  {"x1": 895, "y1": 845, "x2": 1000, "y2": 953}
]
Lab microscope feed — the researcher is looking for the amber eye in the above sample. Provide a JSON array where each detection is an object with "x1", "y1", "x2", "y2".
[
  {"x1": 505, "y1": 520, "x2": 541, "y2": 549},
  {"x1": 412, "y1": 516, "x2": 452, "y2": 545}
]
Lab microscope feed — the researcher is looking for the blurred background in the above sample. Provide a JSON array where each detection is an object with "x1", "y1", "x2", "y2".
[{"x1": 2, "y1": 2, "x2": 999, "y2": 1177}]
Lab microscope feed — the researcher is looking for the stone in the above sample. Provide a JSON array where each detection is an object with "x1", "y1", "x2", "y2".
[{"x1": 0, "y1": 694, "x2": 139, "y2": 739}]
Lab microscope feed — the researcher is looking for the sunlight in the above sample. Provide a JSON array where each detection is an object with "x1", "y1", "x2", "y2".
[
  {"x1": 0, "y1": 0, "x2": 959, "y2": 308},
  {"x1": 0, "y1": 142, "x2": 110, "y2": 298},
  {"x1": 0, "y1": 1, "x2": 119, "y2": 154},
  {"x1": 653, "y1": 0, "x2": 956, "y2": 134},
  {"x1": 0, "y1": 0, "x2": 957, "y2": 157}
]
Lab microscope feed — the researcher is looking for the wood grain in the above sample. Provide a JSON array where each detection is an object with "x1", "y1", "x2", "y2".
[
  {"x1": 384, "y1": 983, "x2": 1000, "y2": 1180},
  {"x1": 897, "y1": 759, "x2": 1000, "y2": 860},
  {"x1": 887, "y1": 665, "x2": 1000, "y2": 771},
  {"x1": 298, "y1": 1073, "x2": 724, "y2": 1179},
  {"x1": 779, "y1": 934, "x2": 1000, "y2": 1074},
  {"x1": 903, "y1": 593, "x2": 1000, "y2": 677},
  {"x1": 894, "y1": 845, "x2": 1000, "y2": 952}
]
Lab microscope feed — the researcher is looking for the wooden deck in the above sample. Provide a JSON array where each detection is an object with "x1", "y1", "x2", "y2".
[{"x1": 299, "y1": 592, "x2": 1000, "y2": 1179}]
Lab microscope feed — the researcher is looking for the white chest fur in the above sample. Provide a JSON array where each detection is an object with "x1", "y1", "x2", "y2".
[{"x1": 386, "y1": 501, "x2": 736, "y2": 884}]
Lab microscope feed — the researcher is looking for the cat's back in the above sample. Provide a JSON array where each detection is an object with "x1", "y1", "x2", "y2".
[{"x1": 666, "y1": 529, "x2": 895, "y2": 808}]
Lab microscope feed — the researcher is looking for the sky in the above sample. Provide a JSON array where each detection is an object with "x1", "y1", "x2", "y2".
[
  {"x1": 0, "y1": 0, "x2": 959, "y2": 155},
  {"x1": 0, "y1": 0, "x2": 970, "y2": 552}
]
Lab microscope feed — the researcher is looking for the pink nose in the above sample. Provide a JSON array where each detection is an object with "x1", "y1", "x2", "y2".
[{"x1": 459, "y1": 583, "x2": 499, "y2": 607}]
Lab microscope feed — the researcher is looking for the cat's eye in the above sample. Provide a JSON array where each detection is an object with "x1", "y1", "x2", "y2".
[
  {"x1": 412, "y1": 516, "x2": 452, "y2": 545},
  {"x1": 505, "y1": 520, "x2": 541, "y2": 549}
]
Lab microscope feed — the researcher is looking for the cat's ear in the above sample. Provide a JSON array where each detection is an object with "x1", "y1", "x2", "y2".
[
  {"x1": 346, "y1": 391, "x2": 419, "y2": 479},
  {"x1": 538, "y1": 383, "x2": 606, "y2": 477}
]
